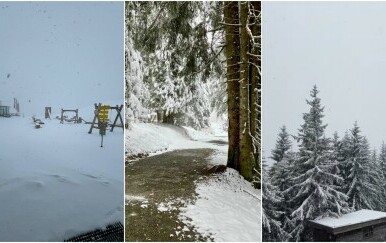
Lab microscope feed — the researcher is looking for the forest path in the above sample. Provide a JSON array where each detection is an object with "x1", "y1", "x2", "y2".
[{"x1": 125, "y1": 148, "x2": 222, "y2": 242}]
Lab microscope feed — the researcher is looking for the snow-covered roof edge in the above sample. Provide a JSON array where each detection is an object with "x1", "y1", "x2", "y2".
[{"x1": 309, "y1": 209, "x2": 386, "y2": 234}]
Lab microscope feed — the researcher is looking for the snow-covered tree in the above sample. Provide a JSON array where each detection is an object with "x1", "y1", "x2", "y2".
[
  {"x1": 271, "y1": 126, "x2": 292, "y2": 163},
  {"x1": 329, "y1": 132, "x2": 345, "y2": 183},
  {"x1": 269, "y1": 126, "x2": 293, "y2": 192},
  {"x1": 125, "y1": 7, "x2": 150, "y2": 129},
  {"x1": 344, "y1": 122, "x2": 382, "y2": 210},
  {"x1": 284, "y1": 86, "x2": 350, "y2": 241},
  {"x1": 126, "y1": 2, "x2": 223, "y2": 129},
  {"x1": 368, "y1": 147, "x2": 384, "y2": 211},
  {"x1": 379, "y1": 142, "x2": 386, "y2": 210},
  {"x1": 379, "y1": 143, "x2": 386, "y2": 176},
  {"x1": 224, "y1": 1, "x2": 261, "y2": 181},
  {"x1": 262, "y1": 159, "x2": 288, "y2": 242}
]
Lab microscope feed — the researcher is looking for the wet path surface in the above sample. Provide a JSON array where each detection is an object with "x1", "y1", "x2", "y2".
[{"x1": 125, "y1": 148, "x2": 216, "y2": 242}]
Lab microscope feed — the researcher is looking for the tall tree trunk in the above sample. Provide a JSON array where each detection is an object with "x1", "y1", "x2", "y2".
[
  {"x1": 249, "y1": 1, "x2": 261, "y2": 179},
  {"x1": 239, "y1": 1, "x2": 253, "y2": 181},
  {"x1": 224, "y1": 1, "x2": 240, "y2": 170}
]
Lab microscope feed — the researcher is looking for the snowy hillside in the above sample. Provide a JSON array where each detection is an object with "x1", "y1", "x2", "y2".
[{"x1": 0, "y1": 116, "x2": 123, "y2": 241}]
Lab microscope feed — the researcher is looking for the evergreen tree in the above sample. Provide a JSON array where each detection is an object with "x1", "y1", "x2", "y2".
[
  {"x1": 329, "y1": 132, "x2": 344, "y2": 183},
  {"x1": 379, "y1": 142, "x2": 386, "y2": 210},
  {"x1": 126, "y1": 2, "x2": 222, "y2": 129},
  {"x1": 262, "y1": 159, "x2": 288, "y2": 242},
  {"x1": 344, "y1": 122, "x2": 381, "y2": 210},
  {"x1": 270, "y1": 152, "x2": 296, "y2": 192},
  {"x1": 224, "y1": 2, "x2": 260, "y2": 181},
  {"x1": 379, "y1": 142, "x2": 386, "y2": 176},
  {"x1": 369, "y1": 148, "x2": 385, "y2": 211},
  {"x1": 125, "y1": 8, "x2": 150, "y2": 129},
  {"x1": 284, "y1": 86, "x2": 349, "y2": 241},
  {"x1": 271, "y1": 151, "x2": 298, "y2": 230},
  {"x1": 271, "y1": 126, "x2": 291, "y2": 163},
  {"x1": 339, "y1": 132, "x2": 352, "y2": 184},
  {"x1": 269, "y1": 125, "x2": 293, "y2": 192}
]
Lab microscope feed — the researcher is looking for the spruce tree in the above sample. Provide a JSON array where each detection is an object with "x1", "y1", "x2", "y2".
[
  {"x1": 344, "y1": 122, "x2": 381, "y2": 210},
  {"x1": 284, "y1": 86, "x2": 349, "y2": 241},
  {"x1": 262, "y1": 159, "x2": 288, "y2": 242},
  {"x1": 224, "y1": 1, "x2": 261, "y2": 181},
  {"x1": 379, "y1": 142, "x2": 386, "y2": 210},
  {"x1": 368, "y1": 148, "x2": 384, "y2": 211},
  {"x1": 271, "y1": 126, "x2": 292, "y2": 163},
  {"x1": 126, "y1": 2, "x2": 221, "y2": 128},
  {"x1": 379, "y1": 143, "x2": 386, "y2": 176},
  {"x1": 269, "y1": 125, "x2": 293, "y2": 192},
  {"x1": 329, "y1": 132, "x2": 345, "y2": 184}
]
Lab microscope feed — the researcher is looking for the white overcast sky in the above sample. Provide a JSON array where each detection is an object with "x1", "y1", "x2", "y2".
[
  {"x1": 0, "y1": 2, "x2": 123, "y2": 116},
  {"x1": 263, "y1": 2, "x2": 386, "y2": 162}
]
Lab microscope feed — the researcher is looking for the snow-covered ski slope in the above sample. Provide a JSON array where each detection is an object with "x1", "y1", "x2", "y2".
[{"x1": 0, "y1": 115, "x2": 123, "y2": 241}]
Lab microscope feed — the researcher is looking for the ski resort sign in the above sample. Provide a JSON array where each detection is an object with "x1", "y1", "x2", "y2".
[
  {"x1": 98, "y1": 105, "x2": 110, "y2": 146},
  {"x1": 98, "y1": 105, "x2": 110, "y2": 123}
]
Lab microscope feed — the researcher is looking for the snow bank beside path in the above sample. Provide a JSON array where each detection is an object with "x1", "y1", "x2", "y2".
[
  {"x1": 0, "y1": 116, "x2": 123, "y2": 241},
  {"x1": 126, "y1": 123, "x2": 181, "y2": 156},
  {"x1": 179, "y1": 169, "x2": 261, "y2": 242},
  {"x1": 126, "y1": 123, "x2": 227, "y2": 158}
]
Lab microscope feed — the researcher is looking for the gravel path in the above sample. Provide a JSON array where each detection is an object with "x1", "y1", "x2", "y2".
[{"x1": 125, "y1": 148, "x2": 218, "y2": 242}]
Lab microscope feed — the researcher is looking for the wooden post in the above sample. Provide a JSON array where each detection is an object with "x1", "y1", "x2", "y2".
[
  {"x1": 60, "y1": 109, "x2": 64, "y2": 124},
  {"x1": 75, "y1": 109, "x2": 79, "y2": 123},
  {"x1": 88, "y1": 103, "x2": 101, "y2": 134},
  {"x1": 110, "y1": 105, "x2": 124, "y2": 132},
  {"x1": 45, "y1": 107, "x2": 52, "y2": 119}
]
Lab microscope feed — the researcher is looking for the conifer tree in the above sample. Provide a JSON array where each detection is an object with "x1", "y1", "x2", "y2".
[
  {"x1": 284, "y1": 86, "x2": 349, "y2": 241},
  {"x1": 379, "y1": 142, "x2": 386, "y2": 210},
  {"x1": 269, "y1": 125, "x2": 293, "y2": 192},
  {"x1": 344, "y1": 122, "x2": 381, "y2": 210},
  {"x1": 262, "y1": 159, "x2": 288, "y2": 242},
  {"x1": 224, "y1": 1, "x2": 261, "y2": 181},
  {"x1": 126, "y1": 2, "x2": 222, "y2": 128},
  {"x1": 271, "y1": 126, "x2": 292, "y2": 163}
]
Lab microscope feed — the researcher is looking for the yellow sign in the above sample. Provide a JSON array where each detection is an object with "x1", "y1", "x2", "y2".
[{"x1": 98, "y1": 105, "x2": 110, "y2": 122}]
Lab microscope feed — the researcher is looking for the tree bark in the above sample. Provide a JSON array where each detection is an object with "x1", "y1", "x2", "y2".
[
  {"x1": 249, "y1": 1, "x2": 261, "y2": 177},
  {"x1": 238, "y1": 1, "x2": 253, "y2": 181},
  {"x1": 224, "y1": 1, "x2": 240, "y2": 170}
]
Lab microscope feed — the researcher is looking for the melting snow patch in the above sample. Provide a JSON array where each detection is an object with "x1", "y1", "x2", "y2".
[
  {"x1": 179, "y1": 169, "x2": 261, "y2": 242},
  {"x1": 125, "y1": 195, "x2": 147, "y2": 202},
  {"x1": 140, "y1": 203, "x2": 148, "y2": 208},
  {"x1": 157, "y1": 200, "x2": 182, "y2": 212},
  {"x1": 207, "y1": 150, "x2": 227, "y2": 166}
]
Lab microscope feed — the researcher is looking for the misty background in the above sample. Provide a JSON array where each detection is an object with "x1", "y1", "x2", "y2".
[
  {"x1": 263, "y1": 2, "x2": 386, "y2": 164},
  {"x1": 0, "y1": 2, "x2": 123, "y2": 116}
]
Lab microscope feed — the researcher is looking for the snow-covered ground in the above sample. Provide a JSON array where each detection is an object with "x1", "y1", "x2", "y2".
[
  {"x1": 0, "y1": 115, "x2": 123, "y2": 241},
  {"x1": 180, "y1": 169, "x2": 261, "y2": 242}
]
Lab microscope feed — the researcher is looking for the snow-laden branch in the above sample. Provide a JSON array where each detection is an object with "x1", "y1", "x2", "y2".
[{"x1": 189, "y1": 46, "x2": 225, "y2": 77}]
